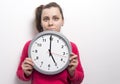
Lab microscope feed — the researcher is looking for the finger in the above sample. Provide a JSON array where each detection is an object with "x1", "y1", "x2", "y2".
[
  {"x1": 23, "y1": 64, "x2": 33, "y2": 69},
  {"x1": 25, "y1": 58, "x2": 34, "y2": 63},
  {"x1": 22, "y1": 61, "x2": 34, "y2": 71},
  {"x1": 25, "y1": 58, "x2": 33, "y2": 62},
  {"x1": 69, "y1": 61, "x2": 78, "y2": 65},
  {"x1": 24, "y1": 69, "x2": 33, "y2": 76},
  {"x1": 24, "y1": 58, "x2": 34, "y2": 66},
  {"x1": 69, "y1": 62, "x2": 78, "y2": 66},
  {"x1": 70, "y1": 53, "x2": 75, "y2": 56},
  {"x1": 69, "y1": 55, "x2": 78, "y2": 61},
  {"x1": 22, "y1": 65, "x2": 33, "y2": 72},
  {"x1": 24, "y1": 66, "x2": 33, "y2": 71},
  {"x1": 69, "y1": 59, "x2": 78, "y2": 66}
]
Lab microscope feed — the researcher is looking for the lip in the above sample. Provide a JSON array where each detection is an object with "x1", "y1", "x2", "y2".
[{"x1": 47, "y1": 28, "x2": 56, "y2": 31}]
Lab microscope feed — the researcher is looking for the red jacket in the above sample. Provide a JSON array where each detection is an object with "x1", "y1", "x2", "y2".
[{"x1": 16, "y1": 40, "x2": 84, "y2": 84}]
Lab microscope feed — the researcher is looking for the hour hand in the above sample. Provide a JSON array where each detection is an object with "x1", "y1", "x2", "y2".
[{"x1": 48, "y1": 49, "x2": 57, "y2": 66}]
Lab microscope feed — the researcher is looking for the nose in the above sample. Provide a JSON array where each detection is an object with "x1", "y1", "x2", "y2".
[{"x1": 48, "y1": 19, "x2": 53, "y2": 26}]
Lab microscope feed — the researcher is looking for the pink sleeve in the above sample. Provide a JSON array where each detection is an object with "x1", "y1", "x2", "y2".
[
  {"x1": 68, "y1": 42, "x2": 84, "y2": 84},
  {"x1": 16, "y1": 41, "x2": 32, "y2": 81}
]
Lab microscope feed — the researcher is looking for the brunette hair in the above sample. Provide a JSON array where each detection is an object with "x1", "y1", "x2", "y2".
[{"x1": 35, "y1": 2, "x2": 64, "y2": 32}]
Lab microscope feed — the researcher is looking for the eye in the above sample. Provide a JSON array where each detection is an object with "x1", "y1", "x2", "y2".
[
  {"x1": 53, "y1": 16, "x2": 59, "y2": 21},
  {"x1": 43, "y1": 16, "x2": 49, "y2": 22}
]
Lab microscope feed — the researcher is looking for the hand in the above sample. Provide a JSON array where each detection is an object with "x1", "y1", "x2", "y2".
[
  {"x1": 22, "y1": 58, "x2": 34, "y2": 77},
  {"x1": 67, "y1": 53, "x2": 78, "y2": 77},
  {"x1": 49, "y1": 35, "x2": 52, "y2": 54},
  {"x1": 49, "y1": 49, "x2": 57, "y2": 66}
]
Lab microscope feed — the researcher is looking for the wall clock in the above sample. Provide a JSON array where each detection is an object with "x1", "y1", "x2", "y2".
[{"x1": 28, "y1": 30, "x2": 71, "y2": 75}]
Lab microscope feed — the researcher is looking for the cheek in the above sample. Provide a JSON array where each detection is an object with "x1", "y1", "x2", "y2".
[
  {"x1": 41, "y1": 22, "x2": 47, "y2": 29},
  {"x1": 56, "y1": 21, "x2": 63, "y2": 27}
]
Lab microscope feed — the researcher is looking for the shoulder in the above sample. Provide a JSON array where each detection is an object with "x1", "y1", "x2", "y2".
[
  {"x1": 24, "y1": 40, "x2": 31, "y2": 46},
  {"x1": 70, "y1": 41, "x2": 78, "y2": 49},
  {"x1": 70, "y1": 41, "x2": 79, "y2": 54},
  {"x1": 70, "y1": 41, "x2": 77, "y2": 47},
  {"x1": 22, "y1": 40, "x2": 31, "y2": 50}
]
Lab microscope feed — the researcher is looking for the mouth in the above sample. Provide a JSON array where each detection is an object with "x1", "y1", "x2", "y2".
[{"x1": 47, "y1": 28, "x2": 56, "y2": 31}]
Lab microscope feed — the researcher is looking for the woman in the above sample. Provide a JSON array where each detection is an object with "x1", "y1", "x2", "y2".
[{"x1": 17, "y1": 2, "x2": 84, "y2": 84}]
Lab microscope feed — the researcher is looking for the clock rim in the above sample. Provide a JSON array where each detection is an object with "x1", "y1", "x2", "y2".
[{"x1": 28, "y1": 30, "x2": 72, "y2": 75}]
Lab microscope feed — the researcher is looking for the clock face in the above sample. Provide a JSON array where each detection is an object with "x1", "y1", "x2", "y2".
[{"x1": 28, "y1": 31, "x2": 71, "y2": 75}]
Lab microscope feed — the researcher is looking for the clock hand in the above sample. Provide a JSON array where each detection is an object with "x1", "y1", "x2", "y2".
[
  {"x1": 48, "y1": 35, "x2": 57, "y2": 66},
  {"x1": 49, "y1": 49, "x2": 57, "y2": 66},
  {"x1": 51, "y1": 52, "x2": 67, "y2": 58},
  {"x1": 49, "y1": 35, "x2": 52, "y2": 56},
  {"x1": 49, "y1": 49, "x2": 57, "y2": 65}
]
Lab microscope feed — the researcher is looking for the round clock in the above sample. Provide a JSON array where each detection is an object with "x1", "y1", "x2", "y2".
[{"x1": 28, "y1": 30, "x2": 71, "y2": 75}]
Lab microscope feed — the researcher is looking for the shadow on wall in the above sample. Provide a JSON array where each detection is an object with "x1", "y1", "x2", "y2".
[
  {"x1": 14, "y1": 75, "x2": 31, "y2": 84},
  {"x1": 30, "y1": 18, "x2": 39, "y2": 38},
  {"x1": 14, "y1": 19, "x2": 36, "y2": 84}
]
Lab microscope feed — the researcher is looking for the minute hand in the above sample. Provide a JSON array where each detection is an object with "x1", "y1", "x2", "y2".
[{"x1": 49, "y1": 35, "x2": 52, "y2": 54}]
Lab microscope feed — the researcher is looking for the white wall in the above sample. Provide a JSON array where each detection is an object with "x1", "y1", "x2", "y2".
[{"x1": 0, "y1": 0, "x2": 120, "y2": 84}]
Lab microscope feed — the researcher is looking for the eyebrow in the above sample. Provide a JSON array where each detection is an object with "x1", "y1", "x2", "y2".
[{"x1": 42, "y1": 15, "x2": 60, "y2": 18}]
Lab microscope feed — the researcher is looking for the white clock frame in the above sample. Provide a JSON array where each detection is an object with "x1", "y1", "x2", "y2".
[{"x1": 28, "y1": 30, "x2": 71, "y2": 75}]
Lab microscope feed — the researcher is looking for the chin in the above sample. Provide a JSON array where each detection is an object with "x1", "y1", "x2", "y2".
[
  {"x1": 44, "y1": 29, "x2": 60, "y2": 32},
  {"x1": 48, "y1": 29, "x2": 59, "y2": 31}
]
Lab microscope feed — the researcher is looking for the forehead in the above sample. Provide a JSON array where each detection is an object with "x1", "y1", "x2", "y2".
[{"x1": 42, "y1": 7, "x2": 61, "y2": 16}]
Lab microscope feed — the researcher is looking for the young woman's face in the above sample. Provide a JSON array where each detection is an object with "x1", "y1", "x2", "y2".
[{"x1": 41, "y1": 7, "x2": 64, "y2": 32}]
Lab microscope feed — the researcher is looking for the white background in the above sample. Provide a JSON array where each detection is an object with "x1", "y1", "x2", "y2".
[{"x1": 0, "y1": 0, "x2": 120, "y2": 84}]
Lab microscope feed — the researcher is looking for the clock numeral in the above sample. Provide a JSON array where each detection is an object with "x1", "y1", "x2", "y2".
[
  {"x1": 37, "y1": 43, "x2": 42, "y2": 47},
  {"x1": 57, "y1": 40, "x2": 59, "y2": 43},
  {"x1": 63, "y1": 52, "x2": 65, "y2": 55},
  {"x1": 61, "y1": 58, "x2": 65, "y2": 63},
  {"x1": 34, "y1": 56, "x2": 39, "y2": 61},
  {"x1": 48, "y1": 64, "x2": 50, "y2": 70},
  {"x1": 43, "y1": 38, "x2": 46, "y2": 42},
  {"x1": 32, "y1": 50, "x2": 38, "y2": 53},
  {"x1": 40, "y1": 61, "x2": 43, "y2": 67},
  {"x1": 61, "y1": 45, "x2": 64, "y2": 48},
  {"x1": 54, "y1": 63, "x2": 58, "y2": 68},
  {"x1": 56, "y1": 66, "x2": 58, "y2": 69},
  {"x1": 33, "y1": 49, "x2": 38, "y2": 53},
  {"x1": 35, "y1": 42, "x2": 42, "y2": 47}
]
